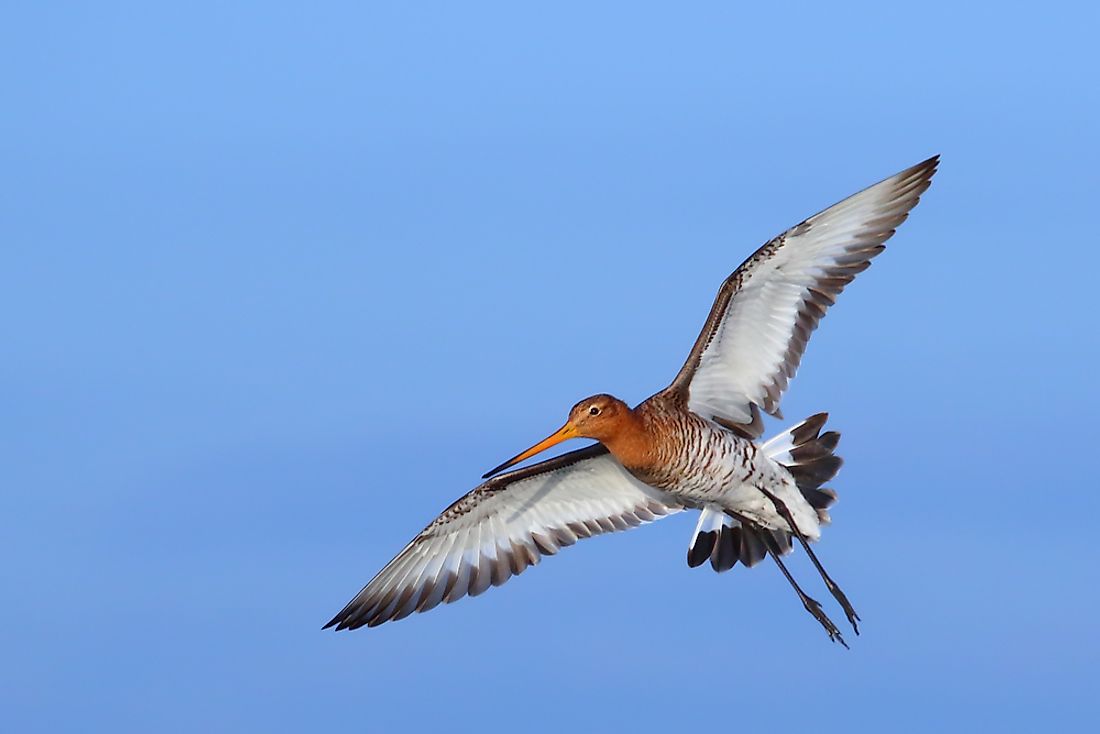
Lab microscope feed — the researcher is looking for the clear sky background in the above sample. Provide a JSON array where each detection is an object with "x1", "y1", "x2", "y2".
[{"x1": 4, "y1": 2, "x2": 1098, "y2": 732}]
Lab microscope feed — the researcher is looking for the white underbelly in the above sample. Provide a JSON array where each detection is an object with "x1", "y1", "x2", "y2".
[{"x1": 661, "y1": 425, "x2": 822, "y2": 540}]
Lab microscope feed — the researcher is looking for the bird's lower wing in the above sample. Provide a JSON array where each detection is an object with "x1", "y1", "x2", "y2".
[{"x1": 324, "y1": 445, "x2": 682, "y2": 630}]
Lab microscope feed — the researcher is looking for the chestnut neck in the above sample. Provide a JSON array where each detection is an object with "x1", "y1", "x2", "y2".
[{"x1": 595, "y1": 405, "x2": 659, "y2": 472}]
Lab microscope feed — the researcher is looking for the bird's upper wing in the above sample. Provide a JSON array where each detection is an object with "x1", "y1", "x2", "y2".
[
  {"x1": 666, "y1": 156, "x2": 939, "y2": 437},
  {"x1": 325, "y1": 445, "x2": 682, "y2": 630}
]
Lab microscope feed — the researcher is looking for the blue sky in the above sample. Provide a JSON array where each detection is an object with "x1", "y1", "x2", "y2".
[{"x1": 4, "y1": 2, "x2": 1098, "y2": 731}]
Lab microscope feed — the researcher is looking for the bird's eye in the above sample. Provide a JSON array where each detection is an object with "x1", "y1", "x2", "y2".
[{"x1": 589, "y1": 406, "x2": 601, "y2": 416}]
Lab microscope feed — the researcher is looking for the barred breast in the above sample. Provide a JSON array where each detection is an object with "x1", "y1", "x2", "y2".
[{"x1": 628, "y1": 402, "x2": 817, "y2": 536}]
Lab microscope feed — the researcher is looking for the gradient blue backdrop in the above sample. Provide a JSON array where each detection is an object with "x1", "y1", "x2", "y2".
[{"x1": 4, "y1": 2, "x2": 1098, "y2": 732}]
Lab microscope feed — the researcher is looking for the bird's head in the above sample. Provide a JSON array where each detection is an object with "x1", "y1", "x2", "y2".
[
  {"x1": 482, "y1": 394, "x2": 631, "y2": 478},
  {"x1": 565, "y1": 394, "x2": 631, "y2": 440}
]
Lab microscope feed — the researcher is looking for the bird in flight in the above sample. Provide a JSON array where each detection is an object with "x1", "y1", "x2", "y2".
[{"x1": 325, "y1": 156, "x2": 939, "y2": 646}]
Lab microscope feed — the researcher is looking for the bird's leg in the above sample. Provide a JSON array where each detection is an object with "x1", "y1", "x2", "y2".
[
  {"x1": 766, "y1": 543, "x2": 848, "y2": 649},
  {"x1": 757, "y1": 486, "x2": 860, "y2": 635}
]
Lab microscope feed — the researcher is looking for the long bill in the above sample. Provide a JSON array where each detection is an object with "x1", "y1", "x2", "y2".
[{"x1": 482, "y1": 423, "x2": 578, "y2": 479}]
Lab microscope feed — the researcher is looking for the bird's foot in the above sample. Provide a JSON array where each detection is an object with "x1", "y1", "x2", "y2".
[{"x1": 803, "y1": 595, "x2": 848, "y2": 649}]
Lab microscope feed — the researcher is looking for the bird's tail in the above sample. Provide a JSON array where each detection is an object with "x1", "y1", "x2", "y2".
[
  {"x1": 760, "y1": 412, "x2": 842, "y2": 526},
  {"x1": 685, "y1": 413, "x2": 842, "y2": 573}
]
